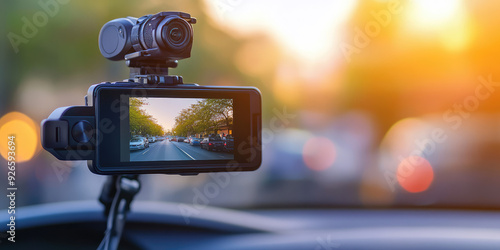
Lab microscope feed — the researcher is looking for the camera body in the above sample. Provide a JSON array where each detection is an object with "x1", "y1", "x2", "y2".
[
  {"x1": 99, "y1": 12, "x2": 196, "y2": 62},
  {"x1": 42, "y1": 82, "x2": 262, "y2": 175},
  {"x1": 42, "y1": 11, "x2": 262, "y2": 175}
]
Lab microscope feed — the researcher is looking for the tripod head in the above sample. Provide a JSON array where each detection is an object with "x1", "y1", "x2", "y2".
[{"x1": 98, "y1": 11, "x2": 196, "y2": 84}]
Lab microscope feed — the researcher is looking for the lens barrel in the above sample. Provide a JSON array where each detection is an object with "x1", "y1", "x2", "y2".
[{"x1": 157, "y1": 16, "x2": 192, "y2": 51}]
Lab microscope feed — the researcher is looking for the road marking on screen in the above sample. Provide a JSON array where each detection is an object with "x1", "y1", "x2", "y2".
[
  {"x1": 141, "y1": 149, "x2": 150, "y2": 155},
  {"x1": 172, "y1": 143, "x2": 196, "y2": 160}
]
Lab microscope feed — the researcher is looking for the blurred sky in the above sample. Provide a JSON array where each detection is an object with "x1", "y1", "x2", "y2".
[{"x1": 141, "y1": 98, "x2": 205, "y2": 132}]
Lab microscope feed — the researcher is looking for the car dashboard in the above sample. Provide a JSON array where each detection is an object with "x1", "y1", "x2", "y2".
[{"x1": 2, "y1": 201, "x2": 500, "y2": 249}]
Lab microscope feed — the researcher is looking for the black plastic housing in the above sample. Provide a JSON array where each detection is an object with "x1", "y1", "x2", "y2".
[{"x1": 41, "y1": 106, "x2": 95, "y2": 161}]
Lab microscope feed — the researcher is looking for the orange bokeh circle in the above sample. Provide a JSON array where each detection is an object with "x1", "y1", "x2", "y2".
[{"x1": 0, "y1": 112, "x2": 41, "y2": 162}]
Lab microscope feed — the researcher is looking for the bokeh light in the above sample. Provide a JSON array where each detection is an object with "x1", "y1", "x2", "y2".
[
  {"x1": 302, "y1": 137, "x2": 337, "y2": 171},
  {"x1": 0, "y1": 112, "x2": 41, "y2": 162},
  {"x1": 397, "y1": 156, "x2": 434, "y2": 193}
]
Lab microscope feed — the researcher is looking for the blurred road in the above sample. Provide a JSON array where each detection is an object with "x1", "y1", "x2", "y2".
[{"x1": 130, "y1": 140, "x2": 233, "y2": 161}]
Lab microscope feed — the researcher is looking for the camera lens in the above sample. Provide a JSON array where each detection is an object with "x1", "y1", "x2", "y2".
[
  {"x1": 158, "y1": 17, "x2": 191, "y2": 51},
  {"x1": 170, "y1": 28, "x2": 182, "y2": 42}
]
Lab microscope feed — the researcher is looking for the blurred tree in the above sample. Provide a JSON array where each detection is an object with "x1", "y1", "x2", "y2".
[
  {"x1": 173, "y1": 99, "x2": 233, "y2": 137},
  {"x1": 130, "y1": 98, "x2": 164, "y2": 136}
]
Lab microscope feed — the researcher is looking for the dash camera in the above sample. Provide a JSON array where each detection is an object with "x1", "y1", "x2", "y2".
[{"x1": 41, "y1": 12, "x2": 262, "y2": 175}]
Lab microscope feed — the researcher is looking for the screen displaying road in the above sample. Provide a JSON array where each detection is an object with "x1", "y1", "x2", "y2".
[{"x1": 129, "y1": 97, "x2": 234, "y2": 162}]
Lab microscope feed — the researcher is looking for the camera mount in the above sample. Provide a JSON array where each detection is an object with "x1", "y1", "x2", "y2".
[
  {"x1": 125, "y1": 49, "x2": 184, "y2": 85},
  {"x1": 97, "y1": 175, "x2": 140, "y2": 250}
]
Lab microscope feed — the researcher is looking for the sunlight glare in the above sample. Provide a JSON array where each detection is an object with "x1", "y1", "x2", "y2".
[
  {"x1": 405, "y1": 0, "x2": 471, "y2": 51},
  {"x1": 204, "y1": 0, "x2": 358, "y2": 65},
  {"x1": 407, "y1": 0, "x2": 463, "y2": 29}
]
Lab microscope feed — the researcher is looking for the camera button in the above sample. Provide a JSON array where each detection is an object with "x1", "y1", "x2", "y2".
[{"x1": 72, "y1": 121, "x2": 94, "y2": 143}]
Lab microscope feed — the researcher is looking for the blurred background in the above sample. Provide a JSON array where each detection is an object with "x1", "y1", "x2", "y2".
[{"x1": 2, "y1": 0, "x2": 500, "y2": 210}]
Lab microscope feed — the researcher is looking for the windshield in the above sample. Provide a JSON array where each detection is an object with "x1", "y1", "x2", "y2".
[{"x1": 2, "y1": 0, "x2": 500, "y2": 210}]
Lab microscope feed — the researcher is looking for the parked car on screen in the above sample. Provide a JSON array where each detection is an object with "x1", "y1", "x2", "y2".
[
  {"x1": 129, "y1": 138, "x2": 146, "y2": 151},
  {"x1": 223, "y1": 138, "x2": 234, "y2": 152},
  {"x1": 132, "y1": 136, "x2": 149, "y2": 148},
  {"x1": 148, "y1": 137, "x2": 156, "y2": 143},
  {"x1": 190, "y1": 138, "x2": 201, "y2": 146},
  {"x1": 177, "y1": 137, "x2": 186, "y2": 142},
  {"x1": 200, "y1": 137, "x2": 224, "y2": 151},
  {"x1": 157, "y1": 136, "x2": 165, "y2": 141}
]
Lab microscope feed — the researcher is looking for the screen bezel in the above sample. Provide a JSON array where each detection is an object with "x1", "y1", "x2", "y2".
[{"x1": 92, "y1": 84, "x2": 261, "y2": 175}]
